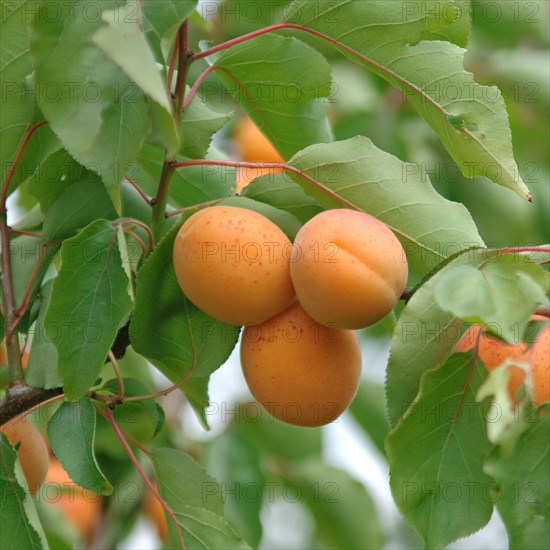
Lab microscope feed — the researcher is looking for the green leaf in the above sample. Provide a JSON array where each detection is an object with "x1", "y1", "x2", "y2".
[
  {"x1": 47, "y1": 398, "x2": 112, "y2": 495},
  {"x1": 386, "y1": 248, "x2": 496, "y2": 427},
  {"x1": 207, "y1": 430, "x2": 265, "y2": 547},
  {"x1": 27, "y1": 150, "x2": 89, "y2": 211},
  {"x1": 129, "y1": 220, "x2": 240, "y2": 423},
  {"x1": 484, "y1": 404, "x2": 550, "y2": 550},
  {"x1": 30, "y1": 1, "x2": 150, "y2": 209},
  {"x1": 26, "y1": 281, "x2": 61, "y2": 389},
  {"x1": 180, "y1": 91, "x2": 233, "y2": 159},
  {"x1": 0, "y1": 433, "x2": 47, "y2": 550},
  {"x1": 213, "y1": 34, "x2": 333, "y2": 159},
  {"x1": 8, "y1": 235, "x2": 43, "y2": 307},
  {"x1": 43, "y1": 176, "x2": 117, "y2": 241},
  {"x1": 284, "y1": 0, "x2": 529, "y2": 199},
  {"x1": 435, "y1": 256, "x2": 549, "y2": 342},
  {"x1": 386, "y1": 353, "x2": 493, "y2": 549},
  {"x1": 292, "y1": 460, "x2": 383, "y2": 549},
  {"x1": 45, "y1": 220, "x2": 133, "y2": 401},
  {"x1": 241, "y1": 174, "x2": 324, "y2": 224},
  {"x1": 6, "y1": 113, "x2": 60, "y2": 194},
  {"x1": 142, "y1": 0, "x2": 197, "y2": 64},
  {"x1": 151, "y1": 448, "x2": 250, "y2": 549},
  {"x1": 219, "y1": 196, "x2": 302, "y2": 240},
  {"x1": 0, "y1": 0, "x2": 38, "y2": 188},
  {"x1": 93, "y1": 4, "x2": 172, "y2": 112},
  {"x1": 348, "y1": 380, "x2": 389, "y2": 457},
  {"x1": 288, "y1": 137, "x2": 484, "y2": 273}
]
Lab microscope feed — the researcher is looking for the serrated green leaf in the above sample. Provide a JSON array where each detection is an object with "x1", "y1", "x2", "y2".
[
  {"x1": 129, "y1": 220, "x2": 240, "y2": 423},
  {"x1": 43, "y1": 176, "x2": 117, "y2": 241},
  {"x1": 93, "y1": 4, "x2": 172, "y2": 112},
  {"x1": 0, "y1": 0, "x2": 38, "y2": 188},
  {"x1": 484, "y1": 404, "x2": 550, "y2": 550},
  {"x1": 213, "y1": 33, "x2": 333, "y2": 159},
  {"x1": 292, "y1": 460, "x2": 383, "y2": 549},
  {"x1": 48, "y1": 399, "x2": 112, "y2": 495},
  {"x1": 30, "y1": 1, "x2": 150, "y2": 209},
  {"x1": 26, "y1": 281, "x2": 61, "y2": 389},
  {"x1": 287, "y1": 137, "x2": 484, "y2": 273},
  {"x1": 142, "y1": 0, "x2": 197, "y2": 64},
  {"x1": 219, "y1": 196, "x2": 302, "y2": 240},
  {"x1": 151, "y1": 448, "x2": 250, "y2": 549},
  {"x1": 0, "y1": 433, "x2": 47, "y2": 550},
  {"x1": 284, "y1": 0, "x2": 529, "y2": 199},
  {"x1": 45, "y1": 220, "x2": 133, "y2": 401},
  {"x1": 27, "y1": 149, "x2": 89, "y2": 212},
  {"x1": 386, "y1": 353, "x2": 493, "y2": 549},
  {"x1": 180, "y1": 91, "x2": 233, "y2": 158},
  {"x1": 386, "y1": 248, "x2": 496, "y2": 427},
  {"x1": 241, "y1": 174, "x2": 324, "y2": 224},
  {"x1": 435, "y1": 256, "x2": 549, "y2": 342}
]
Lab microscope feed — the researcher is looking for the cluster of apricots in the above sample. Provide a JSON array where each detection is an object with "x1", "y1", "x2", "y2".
[{"x1": 173, "y1": 204, "x2": 408, "y2": 426}]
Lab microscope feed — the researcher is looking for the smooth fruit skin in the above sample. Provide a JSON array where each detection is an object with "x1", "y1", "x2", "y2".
[
  {"x1": 241, "y1": 302, "x2": 362, "y2": 427},
  {"x1": 456, "y1": 316, "x2": 550, "y2": 405},
  {"x1": 3, "y1": 419, "x2": 49, "y2": 496},
  {"x1": 233, "y1": 117, "x2": 284, "y2": 193},
  {"x1": 173, "y1": 206, "x2": 295, "y2": 326},
  {"x1": 290, "y1": 209, "x2": 408, "y2": 329},
  {"x1": 234, "y1": 117, "x2": 283, "y2": 163},
  {"x1": 144, "y1": 491, "x2": 168, "y2": 540},
  {"x1": 44, "y1": 459, "x2": 102, "y2": 542}
]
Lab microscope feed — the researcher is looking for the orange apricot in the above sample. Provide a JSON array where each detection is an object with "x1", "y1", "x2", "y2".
[
  {"x1": 43, "y1": 459, "x2": 102, "y2": 542},
  {"x1": 241, "y1": 301, "x2": 362, "y2": 427},
  {"x1": 144, "y1": 490, "x2": 168, "y2": 541},
  {"x1": 233, "y1": 117, "x2": 284, "y2": 193},
  {"x1": 173, "y1": 206, "x2": 295, "y2": 326},
  {"x1": 290, "y1": 209, "x2": 408, "y2": 329},
  {"x1": 3, "y1": 419, "x2": 49, "y2": 496},
  {"x1": 456, "y1": 316, "x2": 550, "y2": 405}
]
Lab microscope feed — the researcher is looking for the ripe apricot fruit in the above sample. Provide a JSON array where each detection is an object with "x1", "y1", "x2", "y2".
[
  {"x1": 234, "y1": 117, "x2": 283, "y2": 164},
  {"x1": 241, "y1": 301, "x2": 362, "y2": 427},
  {"x1": 144, "y1": 490, "x2": 168, "y2": 541},
  {"x1": 173, "y1": 206, "x2": 295, "y2": 326},
  {"x1": 233, "y1": 117, "x2": 284, "y2": 193},
  {"x1": 44, "y1": 459, "x2": 102, "y2": 542},
  {"x1": 3, "y1": 419, "x2": 49, "y2": 496},
  {"x1": 456, "y1": 316, "x2": 549, "y2": 405},
  {"x1": 290, "y1": 209, "x2": 408, "y2": 329}
]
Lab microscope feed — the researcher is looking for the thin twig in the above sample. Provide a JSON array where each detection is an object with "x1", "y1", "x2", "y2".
[
  {"x1": 126, "y1": 175, "x2": 154, "y2": 206},
  {"x1": 104, "y1": 406, "x2": 186, "y2": 549}
]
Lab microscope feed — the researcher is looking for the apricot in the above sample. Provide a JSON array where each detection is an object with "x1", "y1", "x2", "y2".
[
  {"x1": 233, "y1": 117, "x2": 284, "y2": 193},
  {"x1": 3, "y1": 419, "x2": 49, "y2": 496},
  {"x1": 456, "y1": 316, "x2": 550, "y2": 405},
  {"x1": 44, "y1": 459, "x2": 102, "y2": 542},
  {"x1": 173, "y1": 206, "x2": 295, "y2": 326},
  {"x1": 289, "y1": 209, "x2": 408, "y2": 329},
  {"x1": 234, "y1": 117, "x2": 283, "y2": 164},
  {"x1": 241, "y1": 301, "x2": 362, "y2": 427},
  {"x1": 144, "y1": 490, "x2": 168, "y2": 541}
]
